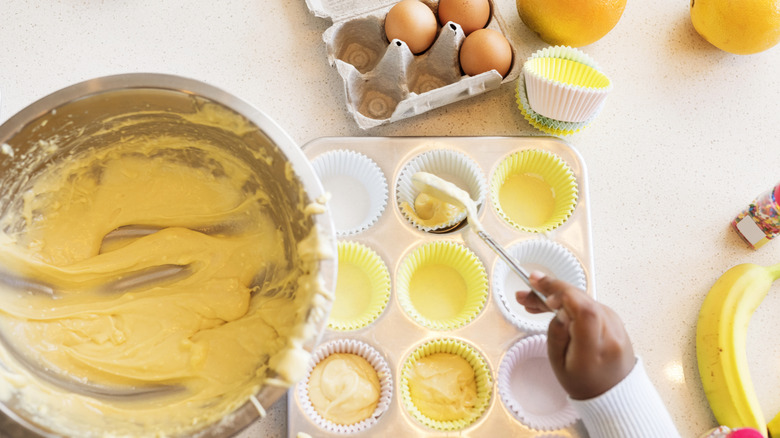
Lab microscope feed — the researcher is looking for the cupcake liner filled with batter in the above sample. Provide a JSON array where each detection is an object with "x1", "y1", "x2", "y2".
[
  {"x1": 396, "y1": 149, "x2": 487, "y2": 233},
  {"x1": 396, "y1": 241, "x2": 488, "y2": 330},
  {"x1": 491, "y1": 149, "x2": 578, "y2": 233},
  {"x1": 328, "y1": 241, "x2": 391, "y2": 331},
  {"x1": 493, "y1": 239, "x2": 586, "y2": 333},
  {"x1": 298, "y1": 339, "x2": 393, "y2": 433},
  {"x1": 311, "y1": 149, "x2": 388, "y2": 236},
  {"x1": 400, "y1": 338, "x2": 492, "y2": 431},
  {"x1": 498, "y1": 335, "x2": 579, "y2": 431}
]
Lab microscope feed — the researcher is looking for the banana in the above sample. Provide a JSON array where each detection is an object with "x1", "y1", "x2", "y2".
[{"x1": 696, "y1": 262, "x2": 780, "y2": 436}]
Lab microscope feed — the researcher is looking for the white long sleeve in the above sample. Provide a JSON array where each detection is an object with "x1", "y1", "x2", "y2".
[{"x1": 569, "y1": 357, "x2": 681, "y2": 438}]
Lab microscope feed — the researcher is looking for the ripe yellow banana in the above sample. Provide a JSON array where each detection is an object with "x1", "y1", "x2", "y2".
[{"x1": 696, "y1": 262, "x2": 780, "y2": 436}]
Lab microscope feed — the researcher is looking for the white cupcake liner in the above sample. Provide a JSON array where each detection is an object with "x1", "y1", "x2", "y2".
[
  {"x1": 498, "y1": 335, "x2": 579, "y2": 431},
  {"x1": 493, "y1": 239, "x2": 586, "y2": 333},
  {"x1": 297, "y1": 339, "x2": 393, "y2": 433},
  {"x1": 523, "y1": 45, "x2": 611, "y2": 123},
  {"x1": 311, "y1": 149, "x2": 388, "y2": 236},
  {"x1": 515, "y1": 74, "x2": 598, "y2": 136},
  {"x1": 396, "y1": 149, "x2": 487, "y2": 232},
  {"x1": 523, "y1": 67, "x2": 610, "y2": 123}
]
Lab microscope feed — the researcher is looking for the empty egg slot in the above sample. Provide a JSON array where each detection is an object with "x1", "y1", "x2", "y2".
[
  {"x1": 343, "y1": 40, "x2": 412, "y2": 121},
  {"x1": 329, "y1": 16, "x2": 388, "y2": 74},
  {"x1": 407, "y1": 21, "x2": 465, "y2": 95}
]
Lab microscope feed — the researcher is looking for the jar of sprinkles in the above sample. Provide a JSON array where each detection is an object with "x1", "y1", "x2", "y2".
[{"x1": 733, "y1": 182, "x2": 780, "y2": 249}]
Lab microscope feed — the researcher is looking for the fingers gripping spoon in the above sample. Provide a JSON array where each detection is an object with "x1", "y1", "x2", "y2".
[{"x1": 411, "y1": 172, "x2": 557, "y2": 314}]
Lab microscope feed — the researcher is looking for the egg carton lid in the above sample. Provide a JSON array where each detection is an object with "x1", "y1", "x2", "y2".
[{"x1": 305, "y1": 0, "x2": 393, "y2": 22}]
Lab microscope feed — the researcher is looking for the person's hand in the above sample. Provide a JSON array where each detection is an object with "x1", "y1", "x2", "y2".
[{"x1": 515, "y1": 272, "x2": 635, "y2": 400}]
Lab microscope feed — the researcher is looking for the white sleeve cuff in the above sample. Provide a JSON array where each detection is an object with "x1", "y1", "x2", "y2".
[{"x1": 569, "y1": 357, "x2": 681, "y2": 438}]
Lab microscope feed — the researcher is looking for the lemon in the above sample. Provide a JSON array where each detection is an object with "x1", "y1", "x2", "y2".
[
  {"x1": 516, "y1": 0, "x2": 626, "y2": 47},
  {"x1": 691, "y1": 0, "x2": 780, "y2": 55}
]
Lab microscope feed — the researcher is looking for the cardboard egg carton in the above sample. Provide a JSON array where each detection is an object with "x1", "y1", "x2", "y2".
[{"x1": 305, "y1": 0, "x2": 520, "y2": 129}]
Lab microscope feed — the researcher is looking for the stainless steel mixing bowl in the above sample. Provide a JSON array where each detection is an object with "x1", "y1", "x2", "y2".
[{"x1": 0, "y1": 74, "x2": 336, "y2": 437}]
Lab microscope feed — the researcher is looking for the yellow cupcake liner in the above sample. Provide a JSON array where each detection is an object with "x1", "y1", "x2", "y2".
[
  {"x1": 396, "y1": 241, "x2": 488, "y2": 330},
  {"x1": 490, "y1": 149, "x2": 578, "y2": 233},
  {"x1": 400, "y1": 338, "x2": 492, "y2": 431},
  {"x1": 328, "y1": 241, "x2": 391, "y2": 331}
]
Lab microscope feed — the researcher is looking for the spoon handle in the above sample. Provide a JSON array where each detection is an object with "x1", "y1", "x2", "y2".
[{"x1": 476, "y1": 231, "x2": 557, "y2": 314}]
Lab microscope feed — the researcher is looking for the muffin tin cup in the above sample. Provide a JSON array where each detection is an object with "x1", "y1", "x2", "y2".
[
  {"x1": 291, "y1": 136, "x2": 595, "y2": 437},
  {"x1": 490, "y1": 149, "x2": 578, "y2": 233},
  {"x1": 297, "y1": 339, "x2": 393, "y2": 434},
  {"x1": 493, "y1": 239, "x2": 586, "y2": 333},
  {"x1": 396, "y1": 241, "x2": 488, "y2": 330},
  {"x1": 498, "y1": 335, "x2": 579, "y2": 431},
  {"x1": 396, "y1": 149, "x2": 487, "y2": 233},
  {"x1": 400, "y1": 338, "x2": 492, "y2": 431},
  {"x1": 311, "y1": 149, "x2": 388, "y2": 236},
  {"x1": 328, "y1": 241, "x2": 391, "y2": 331}
]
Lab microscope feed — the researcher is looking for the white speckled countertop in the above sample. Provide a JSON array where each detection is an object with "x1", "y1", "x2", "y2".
[{"x1": 2, "y1": 0, "x2": 780, "y2": 437}]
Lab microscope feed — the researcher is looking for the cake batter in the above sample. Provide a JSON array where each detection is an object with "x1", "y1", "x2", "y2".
[
  {"x1": 409, "y1": 352, "x2": 477, "y2": 421},
  {"x1": 0, "y1": 111, "x2": 327, "y2": 436},
  {"x1": 307, "y1": 353, "x2": 380, "y2": 425},
  {"x1": 401, "y1": 192, "x2": 464, "y2": 229}
]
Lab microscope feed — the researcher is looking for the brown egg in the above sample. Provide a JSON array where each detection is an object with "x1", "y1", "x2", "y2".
[
  {"x1": 437, "y1": 0, "x2": 491, "y2": 35},
  {"x1": 459, "y1": 28, "x2": 512, "y2": 77},
  {"x1": 385, "y1": 0, "x2": 439, "y2": 54}
]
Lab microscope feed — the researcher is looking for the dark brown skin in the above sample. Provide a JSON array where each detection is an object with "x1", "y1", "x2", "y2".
[{"x1": 515, "y1": 272, "x2": 636, "y2": 400}]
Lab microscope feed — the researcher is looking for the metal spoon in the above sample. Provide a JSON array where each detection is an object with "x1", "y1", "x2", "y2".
[
  {"x1": 0, "y1": 263, "x2": 191, "y2": 297},
  {"x1": 0, "y1": 327, "x2": 181, "y2": 400},
  {"x1": 411, "y1": 172, "x2": 557, "y2": 314}
]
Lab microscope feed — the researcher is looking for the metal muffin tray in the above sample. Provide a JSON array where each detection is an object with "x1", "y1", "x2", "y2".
[{"x1": 289, "y1": 136, "x2": 594, "y2": 437}]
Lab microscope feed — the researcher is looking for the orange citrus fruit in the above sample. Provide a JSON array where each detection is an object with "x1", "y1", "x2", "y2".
[
  {"x1": 516, "y1": 0, "x2": 626, "y2": 47},
  {"x1": 691, "y1": 0, "x2": 780, "y2": 55}
]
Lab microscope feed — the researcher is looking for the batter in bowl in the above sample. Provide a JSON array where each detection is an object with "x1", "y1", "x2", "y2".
[{"x1": 0, "y1": 108, "x2": 329, "y2": 436}]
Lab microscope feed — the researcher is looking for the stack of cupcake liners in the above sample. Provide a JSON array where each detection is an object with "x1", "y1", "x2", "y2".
[{"x1": 516, "y1": 46, "x2": 612, "y2": 136}]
